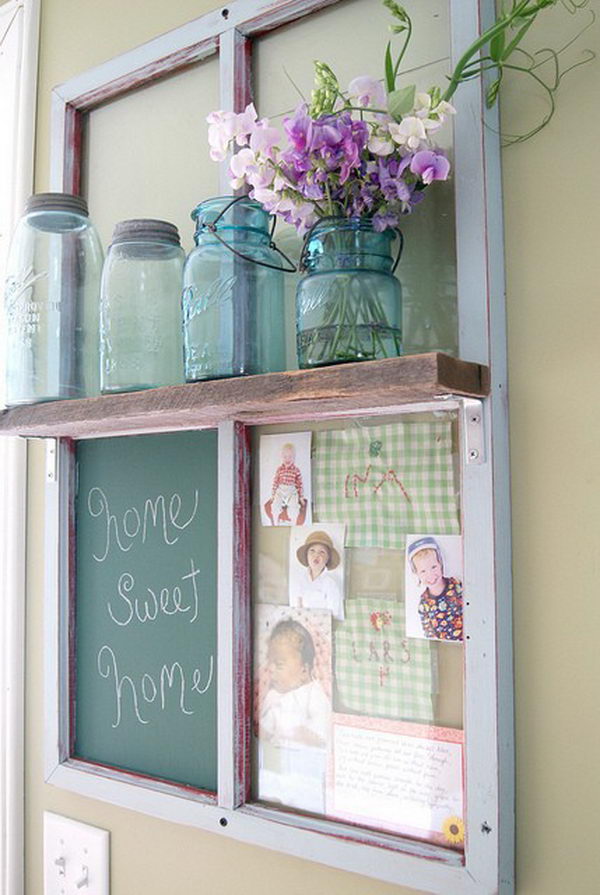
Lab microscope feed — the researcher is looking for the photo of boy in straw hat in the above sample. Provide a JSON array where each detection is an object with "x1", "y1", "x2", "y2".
[{"x1": 289, "y1": 524, "x2": 346, "y2": 621}]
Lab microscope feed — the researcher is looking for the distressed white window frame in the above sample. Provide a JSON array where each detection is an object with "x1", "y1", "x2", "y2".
[
  {"x1": 0, "y1": 2, "x2": 40, "y2": 893},
  {"x1": 42, "y1": 1, "x2": 513, "y2": 893}
]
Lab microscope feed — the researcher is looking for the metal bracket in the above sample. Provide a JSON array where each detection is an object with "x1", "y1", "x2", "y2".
[
  {"x1": 463, "y1": 398, "x2": 485, "y2": 465},
  {"x1": 45, "y1": 439, "x2": 57, "y2": 482}
]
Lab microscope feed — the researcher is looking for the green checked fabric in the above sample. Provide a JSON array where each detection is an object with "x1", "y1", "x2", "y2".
[
  {"x1": 313, "y1": 418, "x2": 460, "y2": 549},
  {"x1": 334, "y1": 597, "x2": 436, "y2": 723}
]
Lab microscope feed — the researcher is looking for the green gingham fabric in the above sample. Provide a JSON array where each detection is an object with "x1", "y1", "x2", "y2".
[
  {"x1": 334, "y1": 597, "x2": 436, "y2": 722},
  {"x1": 313, "y1": 419, "x2": 460, "y2": 549}
]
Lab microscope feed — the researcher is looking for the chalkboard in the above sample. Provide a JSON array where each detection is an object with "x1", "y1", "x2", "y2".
[{"x1": 74, "y1": 430, "x2": 218, "y2": 791}]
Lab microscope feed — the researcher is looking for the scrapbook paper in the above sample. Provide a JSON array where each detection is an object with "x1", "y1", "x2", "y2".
[
  {"x1": 327, "y1": 715, "x2": 464, "y2": 847},
  {"x1": 313, "y1": 419, "x2": 459, "y2": 550},
  {"x1": 334, "y1": 597, "x2": 436, "y2": 723}
]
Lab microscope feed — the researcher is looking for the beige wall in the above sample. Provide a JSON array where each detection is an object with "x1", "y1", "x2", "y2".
[{"x1": 25, "y1": 1, "x2": 600, "y2": 893}]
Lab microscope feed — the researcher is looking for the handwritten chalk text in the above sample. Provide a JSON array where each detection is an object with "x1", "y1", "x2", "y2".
[
  {"x1": 107, "y1": 558, "x2": 202, "y2": 627},
  {"x1": 87, "y1": 487, "x2": 200, "y2": 562},
  {"x1": 97, "y1": 645, "x2": 214, "y2": 728}
]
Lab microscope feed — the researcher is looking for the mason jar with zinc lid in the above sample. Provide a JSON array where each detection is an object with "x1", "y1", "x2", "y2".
[
  {"x1": 3, "y1": 192, "x2": 103, "y2": 405},
  {"x1": 100, "y1": 219, "x2": 184, "y2": 393},
  {"x1": 182, "y1": 196, "x2": 289, "y2": 380}
]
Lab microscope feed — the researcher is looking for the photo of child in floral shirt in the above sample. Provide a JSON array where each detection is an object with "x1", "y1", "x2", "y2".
[{"x1": 406, "y1": 536, "x2": 463, "y2": 642}]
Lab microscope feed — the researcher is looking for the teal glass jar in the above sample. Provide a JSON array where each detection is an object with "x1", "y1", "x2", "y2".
[
  {"x1": 100, "y1": 219, "x2": 184, "y2": 393},
  {"x1": 3, "y1": 193, "x2": 103, "y2": 405},
  {"x1": 182, "y1": 197, "x2": 286, "y2": 380},
  {"x1": 295, "y1": 217, "x2": 403, "y2": 368}
]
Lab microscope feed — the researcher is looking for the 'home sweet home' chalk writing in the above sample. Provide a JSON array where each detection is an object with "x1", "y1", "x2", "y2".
[{"x1": 86, "y1": 485, "x2": 215, "y2": 729}]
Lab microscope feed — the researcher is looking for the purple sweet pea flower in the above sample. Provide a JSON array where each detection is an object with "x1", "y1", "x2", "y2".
[
  {"x1": 372, "y1": 211, "x2": 400, "y2": 232},
  {"x1": 410, "y1": 150, "x2": 450, "y2": 184},
  {"x1": 283, "y1": 104, "x2": 314, "y2": 154},
  {"x1": 298, "y1": 177, "x2": 324, "y2": 200}
]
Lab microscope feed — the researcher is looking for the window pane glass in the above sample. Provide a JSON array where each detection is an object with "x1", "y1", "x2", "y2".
[
  {"x1": 254, "y1": 0, "x2": 458, "y2": 359},
  {"x1": 251, "y1": 410, "x2": 465, "y2": 854},
  {"x1": 82, "y1": 57, "x2": 220, "y2": 254}
]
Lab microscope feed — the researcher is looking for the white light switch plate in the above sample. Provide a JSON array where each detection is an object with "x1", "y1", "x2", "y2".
[{"x1": 44, "y1": 812, "x2": 109, "y2": 895}]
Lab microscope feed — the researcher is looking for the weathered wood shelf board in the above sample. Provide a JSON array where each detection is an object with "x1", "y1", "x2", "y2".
[{"x1": 0, "y1": 353, "x2": 489, "y2": 439}]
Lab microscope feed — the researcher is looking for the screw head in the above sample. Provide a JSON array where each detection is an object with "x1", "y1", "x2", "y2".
[{"x1": 469, "y1": 449, "x2": 479, "y2": 460}]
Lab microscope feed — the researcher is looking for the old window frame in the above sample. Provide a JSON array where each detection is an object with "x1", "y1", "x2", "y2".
[{"x1": 42, "y1": 1, "x2": 513, "y2": 893}]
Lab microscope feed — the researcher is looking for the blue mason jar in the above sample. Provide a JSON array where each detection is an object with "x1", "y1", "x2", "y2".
[
  {"x1": 296, "y1": 217, "x2": 403, "y2": 368},
  {"x1": 182, "y1": 197, "x2": 286, "y2": 380},
  {"x1": 100, "y1": 219, "x2": 184, "y2": 393},
  {"x1": 3, "y1": 193, "x2": 103, "y2": 405}
]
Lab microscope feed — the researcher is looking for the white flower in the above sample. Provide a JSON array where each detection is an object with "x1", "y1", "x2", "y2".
[
  {"x1": 347, "y1": 76, "x2": 387, "y2": 110},
  {"x1": 412, "y1": 94, "x2": 456, "y2": 134},
  {"x1": 207, "y1": 110, "x2": 238, "y2": 161},
  {"x1": 389, "y1": 116, "x2": 428, "y2": 151},
  {"x1": 229, "y1": 148, "x2": 257, "y2": 189},
  {"x1": 228, "y1": 146, "x2": 276, "y2": 191},
  {"x1": 206, "y1": 103, "x2": 259, "y2": 161},
  {"x1": 368, "y1": 130, "x2": 395, "y2": 156},
  {"x1": 414, "y1": 92, "x2": 433, "y2": 118},
  {"x1": 249, "y1": 121, "x2": 280, "y2": 159},
  {"x1": 250, "y1": 187, "x2": 281, "y2": 212},
  {"x1": 247, "y1": 162, "x2": 276, "y2": 191},
  {"x1": 435, "y1": 100, "x2": 456, "y2": 119},
  {"x1": 233, "y1": 103, "x2": 259, "y2": 145}
]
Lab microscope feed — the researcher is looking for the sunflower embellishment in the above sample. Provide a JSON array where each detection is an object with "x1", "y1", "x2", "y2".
[{"x1": 442, "y1": 816, "x2": 465, "y2": 845}]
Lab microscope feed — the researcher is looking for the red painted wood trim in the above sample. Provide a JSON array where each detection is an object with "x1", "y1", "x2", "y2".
[
  {"x1": 233, "y1": 422, "x2": 252, "y2": 806},
  {"x1": 66, "y1": 439, "x2": 78, "y2": 757},
  {"x1": 67, "y1": 755, "x2": 218, "y2": 800},
  {"x1": 59, "y1": 102, "x2": 84, "y2": 195},
  {"x1": 233, "y1": 30, "x2": 252, "y2": 111},
  {"x1": 236, "y1": 0, "x2": 343, "y2": 38},
  {"x1": 62, "y1": 36, "x2": 219, "y2": 112}
]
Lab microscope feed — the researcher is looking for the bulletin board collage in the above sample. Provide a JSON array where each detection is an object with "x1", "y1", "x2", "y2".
[{"x1": 251, "y1": 412, "x2": 467, "y2": 851}]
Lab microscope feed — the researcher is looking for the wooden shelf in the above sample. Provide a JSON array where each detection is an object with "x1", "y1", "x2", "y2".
[{"x1": 0, "y1": 353, "x2": 489, "y2": 439}]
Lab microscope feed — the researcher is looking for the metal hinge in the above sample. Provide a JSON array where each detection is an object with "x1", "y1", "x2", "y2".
[
  {"x1": 45, "y1": 439, "x2": 57, "y2": 482},
  {"x1": 463, "y1": 398, "x2": 486, "y2": 465}
]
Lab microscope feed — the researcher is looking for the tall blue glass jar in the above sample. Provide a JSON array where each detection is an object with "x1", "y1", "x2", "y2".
[
  {"x1": 3, "y1": 193, "x2": 103, "y2": 405},
  {"x1": 182, "y1": 197, "x2": 286, "y2": 380},
  {"x1": 100, "y1": 219, "x2": 184, "y2": 393},
  {"x1": 296, "y1": 217, "x2": 403, "y2": 368}
]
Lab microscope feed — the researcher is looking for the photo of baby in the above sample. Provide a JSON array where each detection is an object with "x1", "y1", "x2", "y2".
[
  {"x1": 289, "y1": 524, "x2": 346, "y2": 621},
  {"x1": 255, "y1": 606, "x2": 331, "y2": 814},
  {"x1": 404, "y1": 535, "x2": 464, "y2": 642},
  {"x1": 260, "y1": 432, "x2": 312, "y2": 527}
]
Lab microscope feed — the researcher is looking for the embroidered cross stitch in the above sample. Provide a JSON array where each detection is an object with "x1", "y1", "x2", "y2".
[
  {"x1": 334, "y1": 597, "x2": 436, "y2": 723},
  {"x1": 314, "y1": 418, "x2": 460, "y2": 550}
]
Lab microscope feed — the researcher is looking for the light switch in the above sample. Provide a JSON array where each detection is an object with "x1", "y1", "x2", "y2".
[{"x1": 44, "y1": 812, "x2": 109, "y2": 895}]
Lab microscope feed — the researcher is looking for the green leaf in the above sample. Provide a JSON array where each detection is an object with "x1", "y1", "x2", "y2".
[
  {"x1": 503, "y1": 17, "x2": 535, "y2": 58},
  {"x1": 388, "y1": 84, "x2": 416, "y2": 119},
  {"x1": 489, "y1": 29, "x2": 506, "y2": 61},
  {"x1": 384, "y1": 41, "x2": 395, "y2": 93}
]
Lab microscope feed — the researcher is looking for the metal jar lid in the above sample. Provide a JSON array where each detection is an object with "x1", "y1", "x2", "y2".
[
  {"x1": 25, "y1": 193, "x2": 89, "y2": 216},
  {"x1": 110, "y1": 219, "x2": 181, "y2": 246}
]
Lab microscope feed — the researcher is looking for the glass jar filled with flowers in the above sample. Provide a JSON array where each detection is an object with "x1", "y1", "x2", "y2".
[{"x1": 207, "y1": 0, "x2": 593, "y2": 368}]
